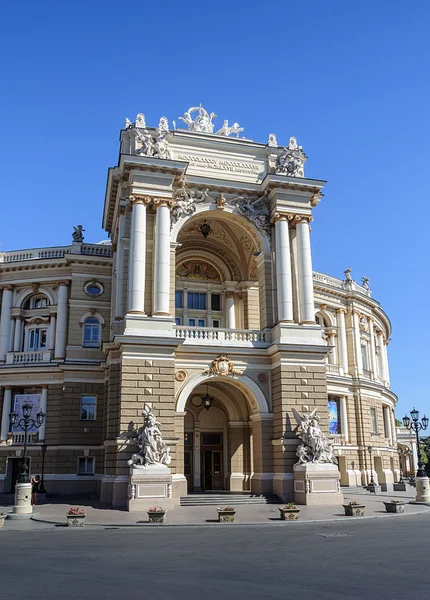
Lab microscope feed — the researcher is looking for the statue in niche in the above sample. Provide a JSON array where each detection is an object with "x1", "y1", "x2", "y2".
[
  {"x1": 292, "y1": 408, "x2": 336, "y2": 465},
  {"x1": 275, "y1": 136, "x2": 307, "y2": 177},
  {"x1": 127, "y1": 407, "x2": 171, "y2": 468},
  {"x1": 72, "y1": 225, "x2": 85, "y2": 243}
]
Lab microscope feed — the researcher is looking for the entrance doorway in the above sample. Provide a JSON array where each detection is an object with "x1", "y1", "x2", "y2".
[{"x1": 201, "y1": 432, "x2": 223, "y2": 491}]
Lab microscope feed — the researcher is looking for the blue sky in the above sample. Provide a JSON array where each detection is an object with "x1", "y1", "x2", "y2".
[{"x1": 1, "y1": 1, "x2": 429, "y2": 421}]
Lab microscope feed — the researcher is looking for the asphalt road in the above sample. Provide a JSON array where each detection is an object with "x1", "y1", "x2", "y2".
[{"x1": 0, "y1": 515, "x2": 428, "y2": 600}]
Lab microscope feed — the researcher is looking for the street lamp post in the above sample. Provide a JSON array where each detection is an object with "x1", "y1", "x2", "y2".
[
  {"x1": 9, "y1": 403, "x2": 45, "y2": 484},
  {"x1": 367, "y1": 445, "x2": 377, "y2": 491},
  {"x1": 402, "y1": 408, "x2": 429, "y2": 478},
  {"x1": 403, "y1": 408, "x2": 430, "y2": 505},
  {"x1": 397, "y1": 446, "x2": 404, "y2": 483}
]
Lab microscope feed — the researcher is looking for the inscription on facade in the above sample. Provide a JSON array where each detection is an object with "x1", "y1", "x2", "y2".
[{"x1": 176, "y1": 154, "x2": 264, "y2": 177}]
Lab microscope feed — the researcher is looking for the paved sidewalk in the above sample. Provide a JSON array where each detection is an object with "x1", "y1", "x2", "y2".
[{"x1": 1, "y1": 487, "x2": 428, "y2": 530}]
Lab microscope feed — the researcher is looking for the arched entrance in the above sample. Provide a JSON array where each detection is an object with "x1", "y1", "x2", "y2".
[{"x1": 176, "y1": 374, "x2": 273, "y2": 494}]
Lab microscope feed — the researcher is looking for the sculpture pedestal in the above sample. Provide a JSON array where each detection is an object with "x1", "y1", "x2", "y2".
[
  {"x1": 8, "y1": 483, "x2": 33, "y2": 520},
  {"x1": 294, "y1": 463, "x2": 344, "y2": 506},
  {"x1": 128, "y1": 465, "x2": 174, "y2": 512},
  {"x1": 410, "y1": 476, "x2": 430, "y2": 505}
]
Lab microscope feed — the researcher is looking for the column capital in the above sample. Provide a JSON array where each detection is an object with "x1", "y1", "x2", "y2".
[
  {"x1": 2, "y1": 386, "x2": 11, "y2": 390},
  {"x1": 271, "y1": 212, "x2": 294, "y2": 224},
  {"x1": 289, "y1": 214, "x2": 314, "y2": 227},
  {"x1": 336, "y1": 307, "x2": 347, "y2": 314},
  {"x1": 129, "y1": 194, "x2": 151, "y2": 206},
  {"x1": 58, "y1": 280, "x2": 70, "y2": 287},
  {"x1": 225, "y1": 291, "x2": 236, "y2": 298},
  {"x1": 153, "y1": 198, "x2": 174, "y2": 210},
  {"x1": 0, "y1": 285, "x2": 14, "y2": 292}
]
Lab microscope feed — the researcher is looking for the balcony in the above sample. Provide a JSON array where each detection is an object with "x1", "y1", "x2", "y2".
[
  {"x1": 0, "y1": 243, "x2": 112, "y2": 263},
  {"x1": 11, "y1": 432, "x2": 38, "y2": 445},
  {"x1": 175, "y1": 326, "x2": 271, "y2": 348},
  {"x1": 5, "y1": 351, "x2": 53, "y2": 365},
  {"x1": 326, "y1": 364, "x2": 341, "y2": 376}
]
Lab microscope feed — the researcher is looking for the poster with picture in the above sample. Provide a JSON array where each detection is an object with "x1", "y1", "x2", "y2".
[{"x1": 13, "y1": 394, "x2": 41, "y2": 432}]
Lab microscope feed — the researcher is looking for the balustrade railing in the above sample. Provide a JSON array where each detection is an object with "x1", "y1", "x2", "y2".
[
  {"x1": 326, "y1": 364, "x2": 341, "y2": 376},
  {"x1": 0, "y1": 243, "x2": 112, "y2": 263},
  {"x1": 11, "y1": 432, "x2": 38, "y2": 445},
  {"x1": 6, "y1": 351, "x2": 52, "y2": 365},
  {"x1": 175, "y1": 326, "x2": 270, "y2": 346}
]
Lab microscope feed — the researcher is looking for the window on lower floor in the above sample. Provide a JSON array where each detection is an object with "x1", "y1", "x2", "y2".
[
  {"x1": 211, "y1": 294, "x2": 221, "y2": 311},
  {"x1": 175, "y1": 317, "x2": 181, "y2": 326},
  {"x1": 83, "y1": 317, "x2": 101, "y2": 348},
  {"x1": 78, "y1": 456, "x2": 95, "y2": 475},
  {"x1": 328, "y1": 398, "x2": 341, "y2": 434},
  {"x1": 212, "y1": 319, "x2": 220, "y2": 328},
  {"x1": 81, "y1": 396, "x2": 96, "y2": 421},
  {"x1": 175, "y1": 291, "x2": 183, "y2": 308},
  {"x1": 370, "y1": 407, "x2": 378, "y2": 433}
]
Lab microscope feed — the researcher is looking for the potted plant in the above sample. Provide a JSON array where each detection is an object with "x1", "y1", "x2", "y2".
[
  {"x1": 147, "y1": 506, "x2": 167, "y2": 523},
  {"x1": 217, "y1": 506, "x2": 236, "y2": 523},
  {"x1": 66, "y1": 507, "x2": 86, "y2": 527},
  {"x1": 279, "y1": 502, "x2": 300, "y2": 521},
  {"x1": 383, "y1": 499, "x2": 406, "y2": 513},
  {"x1": 0, "y1": 513, "x2": 7, "y2": 528},
  {"x1": 343, "y1": 501, "x2": 365, "y2": 517}
]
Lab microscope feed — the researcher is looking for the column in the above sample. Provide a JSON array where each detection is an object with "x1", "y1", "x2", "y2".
[
  {"x1": 128, "y1": 195, "x2": 150, "y2": 314},
  {"x1": 329, "y1": 332, "x2": 338, "y2": 364},
  {"x1": 47, "y1": 314, "x2": 56, "y2": 351},
  {"x1": 353, "y1": 310, "x2": 363, "y2": 375},
  {"x1": 339, "y1": 396, "x2": 349, "y2": 442},
  {"x1": 336, "y1": 309, "x2": 349, "y2": 374},
  {"x1": 295, "y1": 217, "x2": 315, "y2": 324},
  {"x1": 0, "y1": 387, "x2": 12, "y2": 441},
  {"x1": 114, "y1": 211, "x2": 125, "y2": 319},
  {"x1": 193, "y1": 422, "x2": 201, "y2": 491},
  {"x1": 368, "y1": 318, "x2": 377, "y2": 378},
  {"x1": 183, "y1": 288, "x2": 189, "y2": 326},
  {"x1": 382, "y1": 340, "x2": 390, "y2": 386},
  {"x1": 54, "y1": 281, "x2": 69, "y2": 360},
  {"x1": 377, "y1": 331, "x2": 388, "y2": 383},
  {"x1": 8, "y1": 318, "x2": 15, "y2": 352},
  {"x1": 0, "y1": 286, "x2": 13, "y2": 362},
  {"x1": 226, "y1": 292, "x2": 236, "y2": 329},
  {"x1": 383, "y1": 406, "x2": 392, "y2": 443},
  {"x1": 273, "y1": 214, "x2": 293, "y2": 323},
  {"x1": 13, "y1": 317, "x2": 23, "y2": 352},
  {"x1": 153, "y1": 199, "x2": 172, "y2": 316},
  {"x1": 39, "y1": 386, "x2": 48, "y2": 440}
]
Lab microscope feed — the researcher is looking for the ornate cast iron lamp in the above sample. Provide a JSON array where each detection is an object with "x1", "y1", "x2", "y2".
[
  {"x1": 397, "y1": 446, "x2": 404, "y2": 483},
  {"x1": 202, "y1": 384, "x2": 213, "y2": 410},
  {"x1": 367, "y1": 445, "x2": 376, "y2": 490},
  {"x1": 9, "y1": 403, "x2": 45, "y2": 483},
  {"x1": 403, "y1": 408, "x2": 429, "y2": 477},
  {"x1": 40, "y1": 443, "x2": 48, "y2": 494}
]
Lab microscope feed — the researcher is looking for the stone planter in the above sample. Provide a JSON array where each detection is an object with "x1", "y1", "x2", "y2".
[
  {"x1": 383, "y1": 501, "x2": 405, "y2": 514},
  {"x1": 66, "y1": 514, "x2": 86, "y2": 527},
  {"x1": 148, "y1": 511, "x2": 166, "y2": 523},
  {"x1": 217, "y1": 509, "x2": 236, "y2": 523},
  {"x1": 0, "y1": 514, "x2": 6, "y2": 528},
  {"x1": 343, "y1": 504, "x2": 365, "y2": 517},
  {"x1": 279, "y1": 508, "x2": 300, "y2": 521}
]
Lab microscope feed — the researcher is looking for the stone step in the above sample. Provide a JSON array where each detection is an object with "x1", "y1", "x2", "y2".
[{"x1": 180, "y1": 493, "x2": 282, "y2": 506}]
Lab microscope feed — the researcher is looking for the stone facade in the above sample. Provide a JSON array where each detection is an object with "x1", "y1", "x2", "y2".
[{"x1": 0, "y1": 107, "x2": 398, "y2": 504}]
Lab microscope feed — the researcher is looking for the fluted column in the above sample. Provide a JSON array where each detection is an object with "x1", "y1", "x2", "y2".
[
  {"x1": 383, "y1": 406, "x2": 392, "y2": 443},
  {"x1": 273, "y1": 213, "x2": 293, "y2": 323},
  {"x1": 153, "y1": 199, "x2": 173, "y2": 316},
  {"x1": 0, "y1": 286, "x2": 13, "y2": 362},
  {"x1": 295, "y1": 216, "x2": 315, "y2": 324},
  {"x1": 377, "y1": 331, "x2": 388, "y2": 384},
  {"x1": 39, "y1": 386, "x2": 48, "y2": 441},
  {"x1": 339, "y1": 396, "x2": 349, "y2": 442},
  {"x1": 128, "y1": 195, "x2": 150, "y2": 314},
  {"x1": 54, "y1": 281, "x2": 69, "y2": 360},
  {"x1": 0, "y1": 387, "x2": 12, "y2": 441},
  {"x1": 352, "y1": 310, "x2": 363, "y2": 375},
  {"x1": 13, "y1": 317, "x2": 23, "y2": 352},
  {"x1": 114, "y1": 211, "x2": 126, "y2": 319},
  {"x1": 368, "y1": 317, "x2": 377, "y2": 378},
  {"x1": 226, "y1": 292, "x2": 236, "y2": 329},
  {"x1": 336, "y1": 308, "x2": 349, "y2": 374}
]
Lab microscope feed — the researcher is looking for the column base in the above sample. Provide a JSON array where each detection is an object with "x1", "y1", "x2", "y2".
[
  {"x1": 127, "y1": 311, "x2": 147, "y2": 316},
  {"x1": 152, "y1": 312, "x2": 171, "y2": 317},
  {"x1": 299, "y1": 320, "x2": 316, "y2": 325}
]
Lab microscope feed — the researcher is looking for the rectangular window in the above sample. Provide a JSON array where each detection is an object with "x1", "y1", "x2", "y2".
[
  {"x1": 198, "y1": 319, "x2": 205, "y2": 327},
  {"x1": 175, "y1": 291, "x2": 183, "y2": 308},
  {"x1": 175, "y1": 317, "x2": 181, "y2": 326},
  {"x1": 211, "y1": 294, "x2": 221, "y2": 311},
  {"x1": 370, "y1": 407, "x2": 378, "y2": 433},
  {"x1": 78, "y1": 456, "x2": 95, "y2": 475},
  {"x1": 81, "y1": 396, "x2": 96, "y2": 421},
  {"x1": 202, "y1": 433, "x2": 222, "y2": 446},
  {"x1": 188, "y1": 292, "x2": 206, "y2": 310},
  {"x1": 212, "y1": 320, "x2": 220, "y2": 328},
  {"x1": 328, "y1": 398, "x2": 340, "y2": 434},
  {"x1": 361, "y1": 344, "x2": 369, "y2": 371},
  {"x1": 188, "y1": 319, "x2": 195, "y2": 327},
  {"x1": 28, "y1": 328, "x2": 48, "y2": 351},
  {"x1": 83, "y1": 323, "x2": 100, "y2": 348}
]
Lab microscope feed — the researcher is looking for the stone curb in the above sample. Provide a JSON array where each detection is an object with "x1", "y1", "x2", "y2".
[{"x1": 30, "y1": 507, "x2": 430, "y2": 528}]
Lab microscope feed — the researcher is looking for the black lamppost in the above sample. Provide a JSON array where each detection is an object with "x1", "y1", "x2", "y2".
[
  {"x1": 367, "y1": 445, "x2": 376, "y2": 488},
  {"x1": 40, "y1": 443, "x2": 48, "y2": 494},
  {"x1": 397, "y1": 446, "x2": 404, "y2": 483},
  {"x1": 9, "y1": 403, "x2": 45, "y2": 484},
  {"x1": 403, "y1": 408, "x2": 429, "y2": 478}
]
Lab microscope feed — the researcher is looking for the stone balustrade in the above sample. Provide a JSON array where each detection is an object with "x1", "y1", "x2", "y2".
[
  {"x1": 175, "y1": 326, "x2": 270, "y2": 347},
  {"x1": 0, "y1": 243, "x2": 112, "y2": 263},
  {"x1": 6, "y1": 351, "x2": 53, "y2": 365}
]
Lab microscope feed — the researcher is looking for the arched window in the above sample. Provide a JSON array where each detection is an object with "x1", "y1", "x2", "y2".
[
  {"x1": 82, "y1": 317, "x2": 101, "y2": 348},
  {"x1": 23, "y1": 295, "x2": 50, "y2": 310}
]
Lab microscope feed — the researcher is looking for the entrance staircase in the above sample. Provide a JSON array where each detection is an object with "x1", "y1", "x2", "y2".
[{"x1": 180, "y1": 492, "x2": 282, "y2": 506}]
